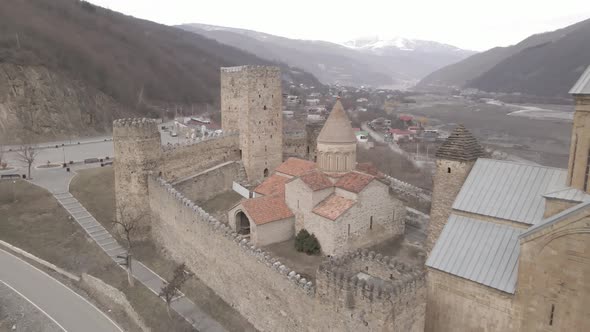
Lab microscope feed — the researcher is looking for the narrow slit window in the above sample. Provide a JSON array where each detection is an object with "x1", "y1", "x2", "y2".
[
  {"x1": 347, "y1": 224, "x2": 350, "y2": 236},
  {"x1": 447, "y1": 167, "x2": 451, "y2": 173},
  {"x1": 549, "y1": 304, "x2": 555, "y2": 326},
  {"x1": 370, "y1": 216, "x2": 373, "y2": 230}
]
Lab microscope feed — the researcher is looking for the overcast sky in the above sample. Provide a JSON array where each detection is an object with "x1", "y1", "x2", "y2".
[{"x1": 88, "y1": 0, "x2": 589, "y2": 51}]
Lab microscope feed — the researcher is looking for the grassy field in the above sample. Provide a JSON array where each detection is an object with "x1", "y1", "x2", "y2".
[
  {"x1": 70, "y1": 167, "x2": 257, "y2": 332},
  {"x1": 0, "y1": 178, "x2": 195, "y2": 332}
]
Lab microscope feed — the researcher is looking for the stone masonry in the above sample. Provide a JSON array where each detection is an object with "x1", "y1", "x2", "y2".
[{"x1": 221, "y1": 66, "x2": 283, "y2": 183}]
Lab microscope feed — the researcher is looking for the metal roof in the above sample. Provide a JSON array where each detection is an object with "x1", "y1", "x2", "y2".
[
  {"x1": 426, "y1": 214, "x2": 524, "y2": 294},
  {"x1": 569, "y1": 65, "x2": 590, "y2": 95},
  {"x1": 520, "y1": 200, "x2": 590, "y2": 239},
  {"x1": 452, "y1": 159, "x2": 567, "y2": 225},
  {"x1": 543, "y1": 187, "x2": 590, "y2": 203}
]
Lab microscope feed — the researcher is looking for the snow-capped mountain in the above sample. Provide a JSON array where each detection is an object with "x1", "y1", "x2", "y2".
[
  {"x1": 179, "y1": 23, "x2": 478, "y2": 88},
  {"x1": 343, "y1": 36, "x2": 475, "y2": 56}
]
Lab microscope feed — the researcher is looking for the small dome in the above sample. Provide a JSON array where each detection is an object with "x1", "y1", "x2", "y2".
[{"x1": 317, "y1": 100, "x2": 357, "y2": 144}]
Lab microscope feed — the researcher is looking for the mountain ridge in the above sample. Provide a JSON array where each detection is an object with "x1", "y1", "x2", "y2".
[
  {"x1": 416, "y1": 17, "x2": 590, "y2": 99},
  {"x1": 178, "y1": 23, "x2": 476, "y2": 88}
]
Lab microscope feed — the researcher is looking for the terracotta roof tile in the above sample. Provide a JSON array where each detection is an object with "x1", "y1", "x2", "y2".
[
  {"x1": 254, "y1": 174, "x2": 289, "y2": 196},
  {"x1": 275, "y1": 157, "x2": 316, "y2": 177},
  {"x1": 242, "y1": 195, "x2": 294, "y2": 225},
  {"x1": 335, "y1": 171, "x2": 375, "y2": 193},
  {"x1": 312, "y1": 194, "x2": 355, "y2": 221},
  {"x1": 299, "y1": 170, "x2": 333, "y2": 191}
]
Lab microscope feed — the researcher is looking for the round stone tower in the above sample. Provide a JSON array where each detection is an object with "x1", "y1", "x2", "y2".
[
  {"x1": 317, "y1": 99, "x2": 357, "y2": 173},
  {"x1": 113, "y1": 118, "x2": 162, "y2": 238}
]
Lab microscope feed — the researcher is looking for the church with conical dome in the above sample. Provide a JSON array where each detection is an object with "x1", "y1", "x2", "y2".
[{"x1": 228, "y1": 99, "x2": 407, "y2": 255}]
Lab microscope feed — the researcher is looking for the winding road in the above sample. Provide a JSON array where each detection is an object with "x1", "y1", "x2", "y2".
[{"x1": 0, "y1": 248, "x2": 122, "y2": 332}]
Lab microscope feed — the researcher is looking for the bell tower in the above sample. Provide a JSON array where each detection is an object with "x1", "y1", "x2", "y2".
[
  {"x1": 426, "y1": 125, "x2": 484, "y2": 253},
  {"x1": 567, "y1": 65, "x2": 590, "y2": 192}
]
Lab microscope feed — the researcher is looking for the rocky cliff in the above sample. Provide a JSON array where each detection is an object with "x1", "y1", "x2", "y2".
[{"x1": 0, "y1": 63, "x2": 128, "y2": 144}]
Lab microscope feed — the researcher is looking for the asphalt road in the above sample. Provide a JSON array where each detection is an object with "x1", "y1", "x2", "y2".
[{"x1": 0, "y1": 249, "x2": 122, "y2": 332}]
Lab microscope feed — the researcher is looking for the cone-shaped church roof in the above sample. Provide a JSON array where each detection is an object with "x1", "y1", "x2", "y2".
[
  {"x1": 317, "y1": 99, "x2": 357, "y2": 144},
  {"x1": 436, "y1": 125, "x2": 484, "y2": 161}
]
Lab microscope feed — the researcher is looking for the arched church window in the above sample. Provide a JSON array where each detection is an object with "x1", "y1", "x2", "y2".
[{"x1": 263, "y1": 168, "x2": 269, "y2": 178}]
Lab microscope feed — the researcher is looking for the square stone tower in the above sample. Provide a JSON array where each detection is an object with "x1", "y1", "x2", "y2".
[{"x1": 220, "y1": 66, "x2": 283, "y2": 183}]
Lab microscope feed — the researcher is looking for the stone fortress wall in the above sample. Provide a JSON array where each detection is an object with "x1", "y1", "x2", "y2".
[{"x1": 149, "y1": 175, "x2": 426, "y2": 332}]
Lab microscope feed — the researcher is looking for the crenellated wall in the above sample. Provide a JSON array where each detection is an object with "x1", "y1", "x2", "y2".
[
  {"x1": 148, "y1": 176, "x2": 427, "y2": 332},
  {"x1": 161, "y1": 132, "x2": 240, "y2": 183},
  {"x1": 316, "y1": 249, "x2": 427, "y2": 331}
]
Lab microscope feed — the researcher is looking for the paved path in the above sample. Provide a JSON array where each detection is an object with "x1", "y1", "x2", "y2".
[
  {"x1": 0, "y1": 249, "x2": 122, "y2": 332},
  {"x1": 30, "y1": 165, "x2": 227, "y2": 332}
]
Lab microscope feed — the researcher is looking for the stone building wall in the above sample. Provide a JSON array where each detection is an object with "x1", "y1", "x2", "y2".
[
  {"x1": 316, "y1": 250, "x2": 426, "y2": 331},
  {"x1": 567, "y1": 95, "x2": 590, "y2": 191},
  {"x1": 220, "y1": 66, "x2": 283, "y2": 183},
  {"x1": 161, "y1": 134, "x2": 240, "y2": 183},
  {"x1": 425, "y1": 269, "x2": 518, "y2": 332},
  {"x1": 220, "y1": 67, "x2": 247, "y2": 133},
  {"x1": 285, "y1": 178, "x2": 333, "y2": 233},
  {"x1": 543, "y1": 198, "x2": 578, "y2": 218},
  {"x1": 283, "y1": 131, "x2": 308, "y2": 160},
  {"x1": 516, "y1": 209, "x2": 590, "y2": 332},
  {"x1": 426, "y1": 159, "x2": 475, "y2": 253},
  {"x1": 149, "y1": 176, "x2": 425, "y2": 332},
  {"x1": 113, "y1": 118, "x2": 162, "y2": 238},
  {"x1": 306, "y1": 181, "x2": 406, "y2": 256},
  {"x1": 173, "y1": 161, "x2": 243, "y2": 203}
]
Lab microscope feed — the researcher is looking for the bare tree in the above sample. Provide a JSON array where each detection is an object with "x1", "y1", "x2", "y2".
[
  {"x1": 113, "y1": 202, "x2": 145, "y2": 287},
  {"x1": 159, "y1": 263, "x2": 193, "y2": 318},
  {"x1": 16, "y1": 144, "x2": 38, "y2": 179}
]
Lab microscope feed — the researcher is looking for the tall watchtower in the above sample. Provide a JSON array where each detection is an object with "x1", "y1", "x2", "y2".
[
  {"x1": 567, "y1": 65, "x2": 590, "y2": 192},
  {"x1": 426, "y1": 125, "x2": 484, "y2": 253},
  {"x1": 113, "y1": 118, "x2": 161, "y2": 238},
  {"x1": 220, "y1": 66, "x2": 283, "y2": 183}
]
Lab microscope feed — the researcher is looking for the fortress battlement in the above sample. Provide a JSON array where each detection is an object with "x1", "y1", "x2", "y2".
[
  {"x1": 113, "y1": 118, "x2": 159, "y2": 138},
  {"x1": 318, "y1": 249, "x2": 426, "y2": 303},
  {"x1": 161, "y1": 130, "x2": 239, "y2": 152},
  {"x1": 221, "y1": 65, "x2": 281, "y2": 74},
  {"x1": 152, "y1": 176, "x2": 316, "y2": 296}
]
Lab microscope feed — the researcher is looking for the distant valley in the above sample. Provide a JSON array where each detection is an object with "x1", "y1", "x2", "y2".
[{"x1": 178, "y1": 24, "x2": 476, "y2": 88}]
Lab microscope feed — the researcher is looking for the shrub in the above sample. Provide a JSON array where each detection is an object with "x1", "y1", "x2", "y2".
[{"x1": 294, "y1": 229, "x2": 321, "y2": 255}]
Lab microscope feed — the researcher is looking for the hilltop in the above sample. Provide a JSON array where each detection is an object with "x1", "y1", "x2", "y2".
[
  {"x1": 0, "y1": 0, "x2": 321, "y2": 143},
  {"x1": 416, "y1": 18, "x2": 590, "y2": 100}
]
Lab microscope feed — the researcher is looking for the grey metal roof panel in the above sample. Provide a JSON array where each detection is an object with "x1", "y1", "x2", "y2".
[
  {"x1": 520, "y1": 200, "x2": 590, "y2": 239},
  {"x1": 569, "y1": 65, "x2": 590, "y2": 95},
  {"x1": 452, "y1": 159, "x2": 567, "y2": 225},
  {"x1": 543, "y1": 187, "x2": 590, "y2": 202},
  {"x1": 426, "y1": 214, "x2": 524, "y2": 294}
]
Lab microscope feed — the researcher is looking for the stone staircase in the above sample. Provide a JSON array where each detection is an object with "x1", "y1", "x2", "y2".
[
  {"x1": 54, "y1": 192, "x2": 127, "y2": 264},
  {"x1": 52, "y1": 191, "x2": 227, "y2": 332}
]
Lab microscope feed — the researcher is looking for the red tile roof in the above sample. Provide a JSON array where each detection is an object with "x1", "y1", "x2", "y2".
[
  {"x1": 254, "y1": 174, "x2": 289, "y2": 196},
  {"x1": 312, "y1": 194, "x2": 355, "y2": 221},
  {"x1": 275, "y1": 158, "x2": 316, "y2": 177},
  {"x1": 242, "y1": 195, "x2": 294, "y2": 225},
  {"x1": 298, "y1": 170, "x2": 333, "y2": 191},
  {"x1": 335, "y1": 171, "x2": 375, "y2": 193}
]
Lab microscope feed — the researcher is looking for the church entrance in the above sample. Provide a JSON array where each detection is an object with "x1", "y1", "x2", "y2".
[{"x1": 236, "y1": 211, "x2": 251, "y2": 235}]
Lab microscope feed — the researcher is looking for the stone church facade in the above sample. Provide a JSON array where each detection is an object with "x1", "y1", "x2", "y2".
[{"x1": 425, "y1": 65, "x2": 590, "y2": 331}]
